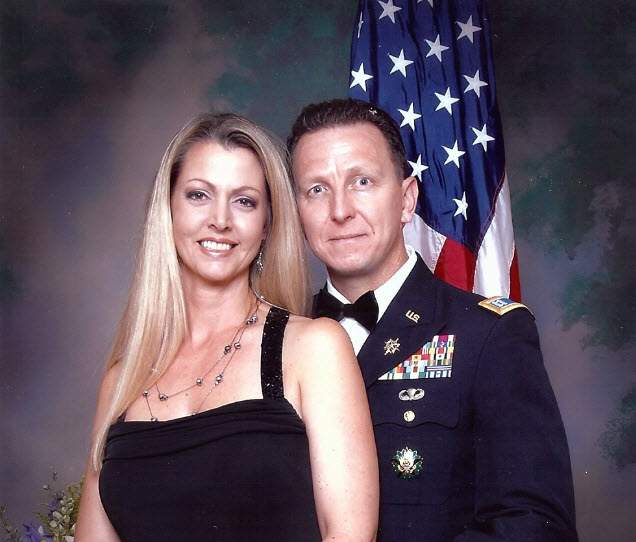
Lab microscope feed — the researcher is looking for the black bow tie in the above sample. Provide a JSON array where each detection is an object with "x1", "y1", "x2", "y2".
[{"x1": 314, "y1": 289, "x2": 379, "y2": 332}]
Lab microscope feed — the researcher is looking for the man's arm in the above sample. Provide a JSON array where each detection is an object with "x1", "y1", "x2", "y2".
[{"x1": 454, "y1": 309, "x2": 578, "y2": 542}]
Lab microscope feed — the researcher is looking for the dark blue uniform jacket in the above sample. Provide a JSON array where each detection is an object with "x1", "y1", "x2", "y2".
[{"x1": 314, "y1": 256, "x2": 577, "y2": 541}]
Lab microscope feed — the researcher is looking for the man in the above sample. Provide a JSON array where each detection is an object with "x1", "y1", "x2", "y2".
[{"x1": 288, "y1": 99, "x2": 577, "y2": 541}]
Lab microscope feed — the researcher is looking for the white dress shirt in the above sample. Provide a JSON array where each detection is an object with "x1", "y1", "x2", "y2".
[{"x1": 326, "y1": 245, "x2": 418, "y2": 354}]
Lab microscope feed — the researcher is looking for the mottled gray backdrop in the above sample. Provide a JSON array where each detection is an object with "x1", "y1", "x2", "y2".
[{"x1": 1, "y1": 1, "x2": 634, "y2": 540}]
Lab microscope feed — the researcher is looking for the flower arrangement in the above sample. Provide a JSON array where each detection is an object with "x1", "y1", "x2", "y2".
[{"x1": 0, "y1": 472, "x2": 82, "y2": 542}]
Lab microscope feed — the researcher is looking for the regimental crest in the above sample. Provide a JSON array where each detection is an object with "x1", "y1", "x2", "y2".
[
  {"x1": 392, "y1": 446, "x2": 423, "y2": 479},
  {"x1": 383, "y1": 337, "x2": 401, "y2": 356},
  {"x1": 379, "y1": 334, "x2": 455, "y2": 380},
  {"x1": 478, "y1": 296, "x2": 529, "y2": 316}
]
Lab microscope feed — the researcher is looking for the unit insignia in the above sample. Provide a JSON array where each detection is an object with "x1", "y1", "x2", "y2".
[{"x1": 478, "y1": 296, "x2": 529, "y2": 316}]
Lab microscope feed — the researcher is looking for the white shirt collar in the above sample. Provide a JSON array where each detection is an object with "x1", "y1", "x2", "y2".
[{"x1": 326, "y1": 244, "x2": 417, "y2": 322}]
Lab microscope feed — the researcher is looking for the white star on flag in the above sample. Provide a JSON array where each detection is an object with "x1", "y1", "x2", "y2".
[
  {"x1": 434, "y1": 87, "x2": 459, "y2": 115},
  {"x1": 453, "y1": 191, "x2": 468, "y2": 219},
  {"x1": 388, "y1": 49, "x2": 414, "y2": 77},
  {"x1": 397, "y1": 102, "x2": 422, "y2": 131},
  {"x1": 408, "y1": 154, "x2": 429, "y2": 181},
  {"x1": 378, "y1": 0, "x2": 402, "y2": 23},
  {"x1": 456, "y1": 16, "x2": 481, "y2": 43},
  {"x1": 472, "y1": 124, "x2": 495, "y2": 151},
  {"x1": 350, "y1": 63, "x2": 373, "y2": 91},
  {"x1": 463, "y1": 70, "x2": 488, "y2": 97},
  {"x1": 425, "y1": 34, "x2": 449, "y2": 62},
  {"x1": 442, "y1": 140, "x2": 465, "y2": 167}
]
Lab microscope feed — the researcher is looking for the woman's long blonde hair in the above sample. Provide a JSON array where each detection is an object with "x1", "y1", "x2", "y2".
[{"x1": 92, "y1": 113, "x2": 310, "y2": 469}]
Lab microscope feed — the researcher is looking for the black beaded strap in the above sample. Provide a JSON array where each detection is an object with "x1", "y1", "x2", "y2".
[{"x1": 260, "y1": 306, "x2": 289, "y2": 400}]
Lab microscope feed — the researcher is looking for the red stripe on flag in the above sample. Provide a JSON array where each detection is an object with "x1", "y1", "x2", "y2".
[
  {"x1": 434, "y1": 239, "x2": 476, "y2": 292},
  {"x1": 509, "y1": 249, "x2": 521, "y2": 302}
]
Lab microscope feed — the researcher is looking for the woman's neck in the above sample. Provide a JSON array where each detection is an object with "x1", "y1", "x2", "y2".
[{"x1": 181, "y1": 276, "x2": 256, "y2": 348}]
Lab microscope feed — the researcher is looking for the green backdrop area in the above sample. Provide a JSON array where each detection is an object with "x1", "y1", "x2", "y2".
[{"x1": 1, "y1": 2, "x2": 634, "y2": 540}]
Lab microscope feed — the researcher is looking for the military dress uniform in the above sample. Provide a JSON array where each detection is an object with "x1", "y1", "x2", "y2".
[{"x1": 314, "y1": 254, "x2": 577, "y2": 541}]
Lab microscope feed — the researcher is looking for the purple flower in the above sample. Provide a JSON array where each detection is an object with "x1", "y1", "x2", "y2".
[{"x1": 22, "y1": 523, "x2": 52, "y2": 542}]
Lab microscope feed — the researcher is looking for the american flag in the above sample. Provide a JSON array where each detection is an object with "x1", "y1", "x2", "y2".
[{"x1": 349, "y1": 0, "x2": 520, "y2": 300}]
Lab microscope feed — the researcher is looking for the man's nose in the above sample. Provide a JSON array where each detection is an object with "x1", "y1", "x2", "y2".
[{"x1": 330, "y1": 190, "x2": 355, "y2": 223}]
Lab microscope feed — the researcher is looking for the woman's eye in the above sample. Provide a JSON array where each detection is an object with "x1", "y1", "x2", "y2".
[
  {"x1": 355, "y1": 177, "x2": 371, "y2": 187},
  {"x1": 186, "y1": 190, "x2": 207, "y2": 201},
  {"x1": 236, "y1": 197, "x2": 256, "y2": 208}
]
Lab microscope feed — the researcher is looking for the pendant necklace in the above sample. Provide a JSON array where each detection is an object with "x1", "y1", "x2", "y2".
[{"x1": 143, "y1": 298, "x2": 260, "y2": 421}]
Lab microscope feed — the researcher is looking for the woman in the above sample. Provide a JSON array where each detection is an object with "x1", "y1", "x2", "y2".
[{"x1": 75, "y1": 113, "x2": 379, "y2": 541}]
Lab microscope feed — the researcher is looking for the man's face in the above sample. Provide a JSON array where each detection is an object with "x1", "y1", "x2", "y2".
[{"x1": 292, "y1": 122, "x2": 417, "y2": 287}]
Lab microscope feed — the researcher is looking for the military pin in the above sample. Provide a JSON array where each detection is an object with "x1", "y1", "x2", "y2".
[
  {"x1": 392, "y1": 446, "x2": 423, "y2": 479},
  {"x1": 384, "y1": 337, "x2": 401, "y2": 356},
  {"x1": 405, "y1": 310, "x2": 420, "y2": 323}
]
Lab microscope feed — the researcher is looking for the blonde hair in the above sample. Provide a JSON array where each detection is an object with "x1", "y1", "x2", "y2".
[{"x1": 92, "y1": 113, "x2": 310, "y2": 469}]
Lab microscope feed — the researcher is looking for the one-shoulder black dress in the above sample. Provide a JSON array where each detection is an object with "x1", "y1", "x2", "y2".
[{"x1": 99, "y1": 307, "x2": 321, "y2": 541}]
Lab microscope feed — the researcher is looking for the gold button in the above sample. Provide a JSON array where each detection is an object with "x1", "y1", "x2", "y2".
[{"x1": 403, "y1": 410, "x2": 415, "y2": 422}]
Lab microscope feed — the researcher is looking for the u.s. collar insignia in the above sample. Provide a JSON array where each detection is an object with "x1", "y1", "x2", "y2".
[
  {"x1": 405, "y1": 310, "x2": 420, "y2": 323},
  {"x1": 392, "y1": 447, "x2": 423, "y2": 479},
  {"x1": 384, "y1": 337, "x2": 400, "y2": 356}
]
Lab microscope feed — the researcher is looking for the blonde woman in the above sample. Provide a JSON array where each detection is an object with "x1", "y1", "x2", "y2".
[{"x1": 75, "y1": 113, "x2": 379, "y2": 541}]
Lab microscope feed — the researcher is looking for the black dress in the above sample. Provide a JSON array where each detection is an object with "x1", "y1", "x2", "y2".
[{"x1": 99, "y1": 307, "x2": 322, "y2": 541}]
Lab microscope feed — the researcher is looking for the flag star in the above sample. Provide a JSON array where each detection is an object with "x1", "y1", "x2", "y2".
[
  {"x1": 388, "y1": 49, "x2": 414, "y2": 77},
  {"x1": 434, "y1": 87, "x2": 459, "y2": 115},
  {"x1": 397, "y1": 102, "x2": 422, "y2": 131},
  {"x1": 378, "y1": 0, "x2": 402, "y2": 23},
  {"x1": 453, "y1": 191, "x2": 468, "y2": 220},
  {"x1": 471, "y1": 124, "x2": 495, "y2": 151},
  {"x1": 408, "y1": 154, "x2": 429, "y2": 181},
  {"x1": 425, "y1": 34, "x2": 449, "y2": 62},
  {"x1": 463, "y1": 69, "x2": 488, "y2": 97},
  {"x1": 442, "y1": 140, "x2": 465, "y2": 167},
  {"x1": 456, "y1": 15, "x2": 481, "y2": 43},
  {"x1": 357, "y1": 12, "x2": 364, "y2": 38},
  {"x1": 350, "y1": 62, "x2": 373, "y2": 92}
]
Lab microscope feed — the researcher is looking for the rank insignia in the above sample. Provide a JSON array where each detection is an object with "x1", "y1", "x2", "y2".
[
  {"x1": 378, "y1": 334, "x2": 455, "y2": 380},
  {"x1": 478, "y1": 296, "x2": 530, "y2": 316},
  {"x1": 384, "y1": 337, "x2": 401, "y2": 356},
  {"x1": 392, "y1": 447, "x2": 423, "y2": 479}
]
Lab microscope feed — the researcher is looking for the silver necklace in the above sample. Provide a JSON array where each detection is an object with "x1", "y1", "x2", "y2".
[{"x1": 143, "y1": 299, "x2": 260, "y2": 421}]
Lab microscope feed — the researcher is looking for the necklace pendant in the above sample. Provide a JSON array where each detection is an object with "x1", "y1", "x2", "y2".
[
  {"x1": 195, "y1": 377, "x2": 203, "y2": 386},
  {"x1": 158, "y1": 393, "x2": 169, "y2": 401}
]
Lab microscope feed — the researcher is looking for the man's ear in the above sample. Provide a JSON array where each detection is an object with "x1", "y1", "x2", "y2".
[{"x1": 400, "y1": 176, "x2": 418, "y2": 224}]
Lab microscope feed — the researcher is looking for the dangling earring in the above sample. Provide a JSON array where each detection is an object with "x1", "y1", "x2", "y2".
[{"x1": 255, "y1": 246, "x2": 264, "y2": 274}]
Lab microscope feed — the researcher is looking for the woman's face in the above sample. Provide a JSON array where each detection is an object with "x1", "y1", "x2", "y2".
[{"x1": 171, "y1": 141, "x2": 268, "y2": 289}]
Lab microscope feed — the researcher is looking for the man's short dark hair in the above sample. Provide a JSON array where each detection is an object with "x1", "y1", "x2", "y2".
[{"x1": 287, "y1": 98, "x2": 409, "y2": 179}]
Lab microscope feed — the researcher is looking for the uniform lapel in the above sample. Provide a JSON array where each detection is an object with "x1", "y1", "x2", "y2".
[{"x1": 358, "y1": 257, "x2": 447, "y2": 387}]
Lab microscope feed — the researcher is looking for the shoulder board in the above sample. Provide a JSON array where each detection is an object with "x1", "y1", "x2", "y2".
[{"x1": 478, "y1": 296, "x2": 531, "y2": 316}]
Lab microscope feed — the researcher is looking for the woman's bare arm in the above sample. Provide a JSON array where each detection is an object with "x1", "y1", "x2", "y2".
[
  {"x1": 289, "y1": 317, "x2": 379, "y2": 542},
  {"x1": 75, "y1": 365, "x2": 121, "y2": 541}
]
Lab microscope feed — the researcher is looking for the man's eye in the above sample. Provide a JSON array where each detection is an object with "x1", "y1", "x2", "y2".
[
  {"x1": 186, "y1": 190, "x2": 207, "y2": 200},
  {"x1": 308, "y1": 185, "x2": 325, "y2": 196},
  {"x1": 355, "y1": 177, "x2": 371, "y2": 187}
]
